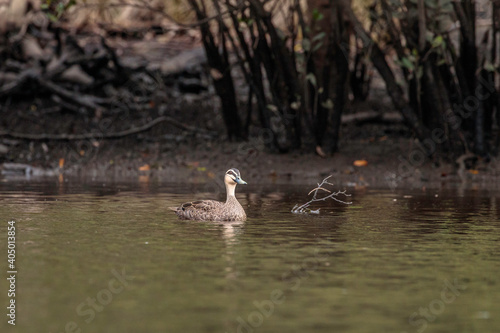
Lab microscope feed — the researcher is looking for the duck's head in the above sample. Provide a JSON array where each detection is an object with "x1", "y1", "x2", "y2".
[{"x1": 225, "y1": 168, "x2": 247, "y2": 186}]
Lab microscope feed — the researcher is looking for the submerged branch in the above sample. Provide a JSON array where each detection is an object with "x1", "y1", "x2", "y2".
[{"x1": 292, "y1": 175, "x2": 352, "y2": 215}]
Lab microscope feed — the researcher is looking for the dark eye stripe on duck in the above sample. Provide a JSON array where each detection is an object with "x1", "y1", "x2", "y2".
[{"x1": 226, "y1": 169, "x2": 240, "y2": 178}]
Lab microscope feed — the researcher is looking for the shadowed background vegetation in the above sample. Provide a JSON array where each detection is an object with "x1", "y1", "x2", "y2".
[
  {"x1": 0, "y1": 0, "x2": 499, "y2": 163},
  {"x1": 184, "y1": 0, "x2": 499, "y2": 159}
]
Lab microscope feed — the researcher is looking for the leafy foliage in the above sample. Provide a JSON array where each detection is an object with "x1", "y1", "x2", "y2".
[{"x1": 41, "y1": 0, "x2": 76, "y2": 22}]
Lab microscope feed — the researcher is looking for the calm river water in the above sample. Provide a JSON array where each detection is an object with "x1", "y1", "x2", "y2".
[{"x1": 0, "y1": 180, "x2": 499, "y2": 333}]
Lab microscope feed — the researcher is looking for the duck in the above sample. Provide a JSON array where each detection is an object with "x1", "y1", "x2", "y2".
[{"x1": 169, "y1": 168, "x2": 247, "y2": 221}]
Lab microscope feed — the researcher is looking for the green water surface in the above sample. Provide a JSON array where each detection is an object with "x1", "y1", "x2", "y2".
[{"x1": 0, "y1": 181, "x2": 499, "y2": 333}]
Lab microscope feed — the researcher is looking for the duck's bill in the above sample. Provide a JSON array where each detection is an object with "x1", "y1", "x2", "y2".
[{"x1": 236, "y1": 178, "x2": 247, "y2": 185}]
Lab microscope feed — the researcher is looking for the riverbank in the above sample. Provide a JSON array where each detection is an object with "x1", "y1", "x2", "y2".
[{"x1": 1, "y1": 129, "x2": 498, "y2": 190}]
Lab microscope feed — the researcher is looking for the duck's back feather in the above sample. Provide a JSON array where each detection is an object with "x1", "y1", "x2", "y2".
[
  {"x1": 172, "y1": 198, "x2": 245, "y2": 221},
  {"x1": 182, "y1": 200, "x2": 223, "y2": 212}
]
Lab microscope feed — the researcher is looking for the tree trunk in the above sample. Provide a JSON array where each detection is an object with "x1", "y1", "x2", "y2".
[
  {"x1": 454, "y1": 0, "x2": 477, "y2": 134},
  {"x1": 330, "y1": 3, "x2": 349, "y2": 152},
  {"x1": 492, "y1": 0, "x2": 500, "y2": 151},
  {"x1": 340, "y1": 0, "x2": 432, "y2": 152},
  {"x1": 250, "y1": 0, "x2": 301, "y2": 150},
  {"x1": 417, "y1": 0, "x2": 426, "y2": 52},
  {"x1": 188, "y1": 0, "x2": 243, "y2": 140},
  {"x1": 308, "y1": 0, "x2": 333, "y2": 149}
]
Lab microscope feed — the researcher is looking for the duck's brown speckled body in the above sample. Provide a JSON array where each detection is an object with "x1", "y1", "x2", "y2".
[{"x1": 169, "y1": 168, "x2": 247, "y2": 221}]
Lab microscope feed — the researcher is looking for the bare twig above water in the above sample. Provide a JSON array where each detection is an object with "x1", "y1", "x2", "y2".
[{"x1": 292, "y1": 175, "x2": 352, "y2": 214}]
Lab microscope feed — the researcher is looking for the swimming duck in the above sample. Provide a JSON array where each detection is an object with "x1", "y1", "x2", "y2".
[{"x1": 169, "y1": 168, "x2": 247, "y2": 221}]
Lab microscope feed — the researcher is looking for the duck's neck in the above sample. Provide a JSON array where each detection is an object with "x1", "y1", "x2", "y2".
[{"x1": 225, "y1": 183, "x2": 236, "y2": 202}]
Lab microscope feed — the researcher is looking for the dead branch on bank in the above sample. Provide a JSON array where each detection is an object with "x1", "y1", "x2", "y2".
[
  {"x1": 0, "y1": 27, "x2": 139, "y2": 109},
  {"x1": 0, "y1": 116, "x2": 216, "y2": 141},
  {"x1": 291, "y1": 175, "x2": 352, "y2": 215},
  {"x1": 0, "y1": 2, "x2": 218, "y2": 143}
]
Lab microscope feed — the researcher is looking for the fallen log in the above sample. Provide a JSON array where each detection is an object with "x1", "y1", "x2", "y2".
[
  {"x1": 0, "y1": 68, "x2": 39, "y2": 96},
  {"x1": 341, "y1": 111, "x2": 403, "y2": 124},
  {"x1": 38, "y1": 77, "x2": 107, "y2": 110}
]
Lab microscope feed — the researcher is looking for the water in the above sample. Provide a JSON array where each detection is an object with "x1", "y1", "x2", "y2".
[{"x1": 1, "y1": 181, "x2": 499, "y2": 333}]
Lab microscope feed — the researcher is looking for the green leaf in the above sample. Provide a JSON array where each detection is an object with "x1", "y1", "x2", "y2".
[
  {"x1": 302, "y1": 38, "x2": 311, "y2": 52},
  {"x1": 431, "y1": 35, "x2": 444, "y2": 48},
  {"x1": 484, "y1": 62, "x2": 496, "y2": 72},
  {"x1": 312, "y1": 42, "x2": 323, "y2": 52},
  {"x1": 47, "y1": 13, "x2": 58, "y2": 22},
  {"x1": 312, "y1": 32, "x2": 326, "y2": 42},
  {"x1": 312, "y1": 9, "x2": 324, "y2": 21},
  {"x1": 321, "y1": 99, "x2": 334, "y2": 109},
  {"x1": 401, "y1": 57, "x2": 415, "y2": 71},
  {"x1": 426, "y1": 31, "x2": 435, "y2": 42},
  {"x1": 290, "y1": 101, "x2": 301, "y2": 110},
  {"x1": 306, "y1": 73, "x2": 317, "y2": 87},
  {"x1": 267, "y1": 104, "x2": 278, "y2": 112}
]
